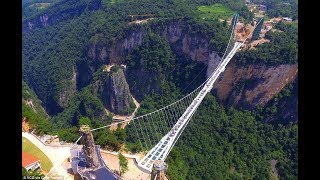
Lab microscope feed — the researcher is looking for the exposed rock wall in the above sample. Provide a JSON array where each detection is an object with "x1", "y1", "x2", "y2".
[
  {"x1": 93, "y1": 67, "x2": 132, "y2": 114},
  {"x1": 87, "y1": 21, "x2": 220, "y2": 66},
  {"x1": 22, "y1": 0, "x2": 101, "y2": 33},
  {"x1": 109, "y1": 68, "x2": 132, "y2": 114},
  {"x1": 58, "y1": 68, "x2": 77, "y2": 108},
  {"x1": 212, "y1": 62, "x2": 298, "y2": 109}
]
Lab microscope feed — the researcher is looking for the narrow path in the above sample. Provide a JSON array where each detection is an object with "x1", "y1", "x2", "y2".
[{"x1": 110, "y1": 95, "x2": 140, "y2": 130}]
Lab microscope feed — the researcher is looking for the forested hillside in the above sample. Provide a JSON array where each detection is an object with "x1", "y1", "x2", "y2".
[
  {"x1": 22, "y1": 0, "x2": 297, "y2": 179},
  {"x1": 235, "y1": 21, "x2": 298, "y2": 65},
  {"x1": 22, "y1": 81, "x2": 52, "y2": 135},
  {"x1": 167, "y1": 94, "x2": 297, "y2": 179},
  {"x1": 250, "y1": 0, "x2": 298, "y2": 20}
]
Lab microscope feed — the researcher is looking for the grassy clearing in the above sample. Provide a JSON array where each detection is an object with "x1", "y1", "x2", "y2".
[
  {"x1": 22, "y1": 137, "x2": 53, "y2": 172},
  {"x1": 291, "y1": 21, "x2": 298, "y2": 28},
  {"x1": 263, "y1": 14, "x2": 271, "y2": 21},
  {"x1": 196, "y1": 3, "x2": 234, "y2": 20}
]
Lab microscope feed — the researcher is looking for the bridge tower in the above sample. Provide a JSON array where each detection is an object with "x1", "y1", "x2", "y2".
[
  {"x1": 80, "y1": 125, "x2": 100, "y2": 168},
  {"x1": 151, "y1": 160, "x2": 168, "y2": 180},
  {"x1": 231, "y1": 13, "x2": 239, "y2": 29},
  {"x1": 251, "y1": 17, "x2": 264, "y2": 41}
]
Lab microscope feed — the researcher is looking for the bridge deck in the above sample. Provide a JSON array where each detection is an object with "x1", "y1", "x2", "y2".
[{"x1": 137, "y1": 42, "x2": 243, "y2": 172}]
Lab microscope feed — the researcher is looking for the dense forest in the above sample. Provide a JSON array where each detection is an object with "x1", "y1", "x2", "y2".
[
  {"x1": 22, "y1": 0, "x2": 297, "y2": 179},
  {"x1": 250, "y1": 0, "x2": 298, "y2": 20},
  {"x1": 166, "y1": 94, "x2": 297, "y2": 179},
  {"x1": 22, "y1": 81, "x2": 53, "y2": 135},
  {"x1": 22, "y1": 0, "x2": 60, "y2": 20},
  {"x1": 256, "y1": 79, "x2": 298, "y2": 125},
  {"x1": 234, "y1": 21, "x2": 298, "y2": 65}
]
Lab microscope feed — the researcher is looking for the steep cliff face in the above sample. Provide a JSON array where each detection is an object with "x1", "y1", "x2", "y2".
[
  {"x1": 22, "y1": 80, "x2": 49, "y2": 118},
  {"x1": 87, "y1": 21, "x2": 220, "y2": 66},
  {"x1": 265, "y1": 79, "x2": 298, "y2": 124},
  {"x1": 87, "y1": 43, "x2": 109, "y2": 64},
  {"x1": 159, "y1": 21, "x2": 214, "y2": 63},
  {"x1": 58, "y1": 68, "x2": 77, "y2": 108},
  {"x1": 87, "y1": 21, "x2": 298, "y2": 122},
  {"x1": 28, "y1": 17, "x2": 297, "y2": 121},
  {"x1": 86, "y1": 30, "x2": 147, "y2": 67},
  {"x1": 93, "y1": 67, "x2": 132, "y2": 115},
  {"x1": 22, "y1": 0, "x2": 101, "y2": 33},
  {"x1": 109, "y1": 68, "x2": 132, "y2": 114},
  {"x1": 211, "y1": 62, "x2": 298, "y2": 110}
]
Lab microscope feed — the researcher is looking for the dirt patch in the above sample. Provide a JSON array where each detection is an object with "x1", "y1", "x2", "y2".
[
  {"x1": 249, "y1": 38, "x2": 270, "y2": 49},
  {"x1": 129, "y1": 18, "x2": 154, "y2": 25},
  {"x1": 22, "y1": 117, "x2": 30, "y2": 132},
  {"x1": 235, "y1": 23, "x2": 253, "y2": 42},
  {"x1": 110, "y1": 95, "x2": 140, "y2": 131},
  {"x1": 103, "y1": 64, "x2": 115, "y2": 72},
  {"x1": 271, "y1": 159, "x2": 279, "y2": 179}
]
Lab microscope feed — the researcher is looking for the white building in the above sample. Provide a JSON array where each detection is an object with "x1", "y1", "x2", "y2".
[{"x1": 283, "y1": 17, "x2": 293, "y2": 22}]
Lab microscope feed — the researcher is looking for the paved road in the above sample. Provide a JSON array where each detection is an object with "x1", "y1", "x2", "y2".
[{"x1": 22, "y1": 132, "x2": 73, "y2": 179}]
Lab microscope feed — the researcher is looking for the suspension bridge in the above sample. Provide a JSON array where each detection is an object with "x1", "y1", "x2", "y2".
[{"x1": 69, "y1": 14, "x2": 264, "y2": 179}]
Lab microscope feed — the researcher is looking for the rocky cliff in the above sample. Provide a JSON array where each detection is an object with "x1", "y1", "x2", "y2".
[
  {"x1": 211, "y1": 62, "x2": 298, "y2": 110},
  {"x1": 58, "y1": 68, "x2": 77, "y2": 108},
  {"x1": 87, "y1": 20, "x2": 220, "y2": 66},
  {"x1": 22, "y1": 80, "x2": 49, "y2": 118},
  {"x1": 93, "y1": 67, "x2": 133, "y2": 115},
  {"x1": 22, "y1": 0, "x2": 101, "y2": 33},
  {"x1": 86, "y1": 20, "x2": 298, "y2": 123},
  {"x1": 109, "y1": 67, "x2": 133, "y2": 114},
  {"x1": 26, "y1": 17, "x2": 297, "y2": 122}
]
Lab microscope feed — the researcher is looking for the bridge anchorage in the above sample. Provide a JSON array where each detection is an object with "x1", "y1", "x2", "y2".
[{"x1": 70, "y1": 14, "x2": 264, "y2": 179}]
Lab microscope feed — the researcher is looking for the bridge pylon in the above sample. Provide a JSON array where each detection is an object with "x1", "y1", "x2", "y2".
[{"x1": 151, "y1": 160, "x2": 168, "y2": 180}]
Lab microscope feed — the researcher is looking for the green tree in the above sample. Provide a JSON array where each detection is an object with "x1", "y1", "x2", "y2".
[
  {"x1": 22, "y1": 167, "x2": 44, "y2": 178},
  {"x1": 79, "y1": 116, "x2": 92, "y2": 127},
  {"x1": 114, "y1": 127, "x2": 126, "y2": 144},
  {"x1": 118, "y1": 152, "x2": 128, "y2": 176}
]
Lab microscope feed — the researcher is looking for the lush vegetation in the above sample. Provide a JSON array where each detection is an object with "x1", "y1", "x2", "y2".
[
  {"x1": 22, "y1": 0, "x2": 251, "y2": 125},
  {"x1": 22, "y1": 0, "x2": 297, "y2": 179},
  {"x1": 22, "y1": 81, "x2": 53, "y2": 135},
  {"x1": 118, "y1": 152, "x2": 129, "y2": 176},
  {"x1": 264, "y1": 0, "x2": 298, "y2": 20},
  {"x1": 165, "y1": 94, "x2": 297, "y2": 179},
  {"x1": 22, "y1": 0, "x2": 59, "y2": 20},
  {"x1": 50, "y1": 87, "x2": 110, "y2": 129},
  {"x1": 197, "y1": 3, "x2": 234, "y2": 20},
  {"x1": 22, "y1": 137, "x2": 53, "y2": 172},
  {"x1": 256, "y1": 80, "x2": 297, "y2": 125},
  {"x1": 126, "y1": 32, "x2": 178, "y2": 101},
  {"x1": 22, "y1": 167, "x2": 44, "y2": 179},
  {"x1": 234, "y1": 21, "x2": 298, "y2": 65}
]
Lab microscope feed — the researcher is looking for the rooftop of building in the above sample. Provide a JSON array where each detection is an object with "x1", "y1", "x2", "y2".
[{"x1": 22, "y1": 151, "x2": 39, "y2": 167}]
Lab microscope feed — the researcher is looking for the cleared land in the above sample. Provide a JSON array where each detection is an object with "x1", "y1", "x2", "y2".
[
  {"x1": 197, "y1": 3, "x2": 234, "y2": 20},
  {"x1": 22, "y1": 137, "x2": 53, "y2": 172}
]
